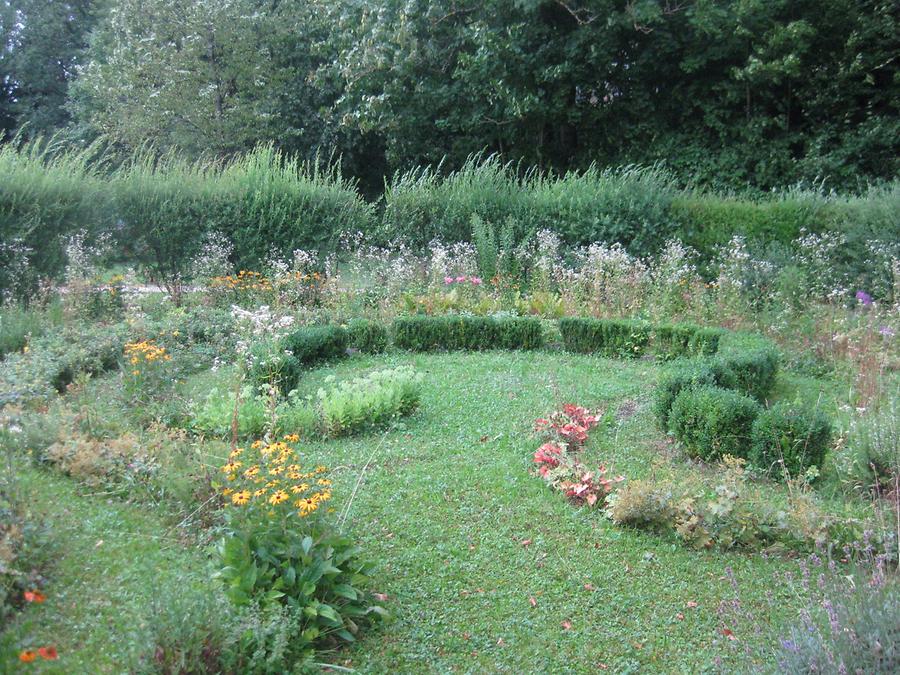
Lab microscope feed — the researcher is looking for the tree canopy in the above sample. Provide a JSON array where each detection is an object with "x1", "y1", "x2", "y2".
[{"x1": 2, "y1": 0, "x2": 898, "y2": 191}]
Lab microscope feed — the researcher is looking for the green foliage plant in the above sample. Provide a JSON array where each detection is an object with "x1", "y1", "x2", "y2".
[
  {"x1": 750, "y1": 402, "x2": 832, "y2": 478},
  {"x1": 669, "y1": 385, "x2": 761, "y2": 461}
]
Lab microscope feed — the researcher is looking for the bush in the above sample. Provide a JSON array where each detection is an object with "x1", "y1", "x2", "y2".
[
  {"x1": 559, "y1": 317, "x2": 652, "y2": 357},
  {"x1": 750, "y1": 403, "x2": 832, "y2": 478},
  {"x1": 653, "y1": 363, "x2": 724, "y2": 430},
  {"x1": 653, "y1": 324, "x2": 726, "y2": 359},
  {"x1": 190, "y1": 387, "x2": 268, "y2": 439},
  {"x1": 319, "y1": 367, "x2": 423, "y2": 437},
  {"x1": 669, "y1": 385, "x2": 761, "y2": 461},
  {"x1": 346, "y1": 318, "x2": 389, "y2": 354},
  {"x1": 249, "y1": 349, "x2": 303, "y2": 397},
  {"x1": 846, "y1": 406, "x2": 899, "y2": 493},
  {"x1": 283, "y1": 325, "x2": 348, "y2": 366},
  {"x1": 0, "y1": 325, "x2": 125, "y2": 406},
  {"x1": 717, "y1": 346, "x2": 779, "y2": 401},
  {"x1": 392, "y1": 315, "x2": 543, "y2": 351},
  {"x1": 0, "y1": 302, "x2": 63, "y2": 359}
]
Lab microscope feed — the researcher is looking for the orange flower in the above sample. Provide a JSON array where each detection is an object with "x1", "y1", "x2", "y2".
[
  {"x1": 23, "y1": 590, "x2": 46, "y2": 603},
  {"x1": 38, "y1": 646, "x2": 58, "y2": 660},
  {"x1": 19, "y1": 650, "x2": 37, "y2": 663}
]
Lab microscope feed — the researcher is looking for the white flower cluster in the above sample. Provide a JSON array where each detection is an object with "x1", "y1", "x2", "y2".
[
  {"x1": 230, "y1": 304, "x2": 295, "y2": 359},
  {"x1": 190, "y1": 231, "x2": 234, "y2": 283}
]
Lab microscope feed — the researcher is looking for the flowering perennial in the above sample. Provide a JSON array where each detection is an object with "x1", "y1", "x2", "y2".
[{"x1": 221, "y1": 437, "x2": 332, "y2": 519}]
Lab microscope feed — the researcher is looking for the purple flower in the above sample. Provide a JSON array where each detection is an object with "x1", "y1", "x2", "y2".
[
  {"x1": 855, "y1": 290, "x2": 872, "y2": 306},
  {"x1": 780, "y1": 639, "x2": 799, "y2": 653},
  {"x1": 879, "y1": 325, "x2": 895, "y2": 338}
]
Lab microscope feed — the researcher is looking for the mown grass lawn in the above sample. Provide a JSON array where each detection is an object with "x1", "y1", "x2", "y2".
[{"x1": 3, "y1": 349, "x2": 832, "y2": 673}]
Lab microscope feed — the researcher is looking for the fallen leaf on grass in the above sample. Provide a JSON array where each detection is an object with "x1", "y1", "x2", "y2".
[
  {"x1": 583, "y1": 583, "x2": 595, "y2": 591},
  {"x1": 521, "y1": 539, "x2": 532, "y2": 547},
  {"x1": 686, "y1": 600, "x2": 698, "y2": 608},
  {"x1": 561, "y1": 620, "x2": 572, "y2": 630},
  {"x1": 676, "y1": 612, "x2": 685, "y2": 621},
  {"x1": 529, "y1": 597, "x2": 537, "y2": 608},
  {"x1": 373, "y1": 593, "x2": 388, "y2": 602},
  {"x1": 722, "y1": 628, "x2": 736, "y2": 640}
]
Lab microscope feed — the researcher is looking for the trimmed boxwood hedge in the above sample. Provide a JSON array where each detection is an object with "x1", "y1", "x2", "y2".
[
  {"x1": 559, "y1": 317, "x2": 652, "y2": 357},
  {"x1": 669, "y1": 385, "x2": 761, "y2": 461},
  {"x1": 392, "y1": 315, "x2": 543, "y2": 352},
  {"x1": 283, "y1": 325, "x2": 348, "y2": 365},
  {"x1": 654, "y1": 323, "x2": 726, "y2": 359},
  {"x1": 750, "y1": 403, "x2": 832, "y2": 478},
  {"x1": 346, "y1": 319, "x2": 389, "y2": 354}
]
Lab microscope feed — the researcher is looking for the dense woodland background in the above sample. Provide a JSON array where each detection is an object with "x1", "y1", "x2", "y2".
[{"x1": 1, "y1": 0, "x2": 898, "y2": 194}]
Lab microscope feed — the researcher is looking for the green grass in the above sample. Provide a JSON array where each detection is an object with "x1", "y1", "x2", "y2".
[
  {"x1": 0, "y1": 462, "x2": 214, "y2": 673},
  {"x1": 2, "y1": 349, "x2": 853, "y2": 672}
]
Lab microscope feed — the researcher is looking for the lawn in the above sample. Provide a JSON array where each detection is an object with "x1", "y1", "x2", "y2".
[{"x1": 2, "y1": 349, "x2": 827, "y2": 672}]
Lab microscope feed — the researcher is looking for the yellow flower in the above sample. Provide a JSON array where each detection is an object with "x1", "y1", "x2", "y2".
[
  {"x1": 297, "y1": 497, "x2": 318, "y2": 516},
  {"x1": 232, "y1": 490, "x2": 251, "y2": 505},
  {"x1": 243, "y1": 466, "x2": 260, "y2": 479},
  {"x1": 253, "y1": 488, "x2": 267, "y2": 498},
  {"x1": 251, "y1": 440, "x2": 264, "y2": 450},
  {"x1": 221, "y1": 461, "x2": 242, "y2": 474},
  {"x1": 287, "y1": 471, "x2": 302, "y2": 480},
  {"x1": 132, "y1": 370, "x2": 141, "y2": 376},
  {"x1": 316, "y1": 479, "x2": 332, "y2": 487},
  {"x1": 315, "y1": 465, "x2": 327, "y2": 474},
  {"x1": 290, "y1": 483, "x2": 309, "y2": 494},
  {"x1": 222, "y1": 488, "x2": 234, "y2": 496},
  {"x1": 283, "y1": 434, "x2": 300, "y2": 442},
  {"x1": 269, "y1": 490, "x2": 289, "y2": 505}
]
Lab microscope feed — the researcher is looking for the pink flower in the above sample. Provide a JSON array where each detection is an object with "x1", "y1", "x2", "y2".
[
  {"x1": 470, "y1": 277, "x2": 482, "y2": 285},
  {"x1": 444, "y1": 276, "x2": 454, "y2": 285},
  {"x1": 455, "y1": 275, "x2": 467, "y2": 283}
]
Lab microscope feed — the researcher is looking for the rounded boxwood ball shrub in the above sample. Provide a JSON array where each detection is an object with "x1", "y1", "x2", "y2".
[
  {"x1": 750, "y1": 403, "x2": 832, "y2": 478},
  {"x1": 669, "y1": 385, "x2": 761, "y2": 461},
  {"x1": 653, "y1": 360, "x2": 737, "y2": 430},
  {"x1": 250, "y1": 351, "x2": 303, "y2": 396}
]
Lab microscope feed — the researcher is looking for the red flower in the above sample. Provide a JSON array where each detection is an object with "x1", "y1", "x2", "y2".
[
  {"x1": 19, "y1": 651, "x2": 37, "y2": 663},
  {"x1": 38, "y1": 646, "x2": 58, "y2": 660},
  {"x1": 23, "y1": 590, "x2": 46, "y2": 603}
]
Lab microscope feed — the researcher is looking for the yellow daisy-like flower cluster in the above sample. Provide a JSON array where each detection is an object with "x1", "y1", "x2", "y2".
[
  {"x1": 210, "y1": 270, "x2": 273, "y2": 292},
  {"x1": 220, "y1": 437, "x2": 332, "y2": 518},
  {"x1": 124, "y1": 340, "x2": 172, "y2": 375}
]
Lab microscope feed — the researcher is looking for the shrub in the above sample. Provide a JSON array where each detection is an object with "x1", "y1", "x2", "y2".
[
  {"x1": 282, "y1": 325, "x2": 348, "y2": 366},
  {"x1": 0, "y1": 325, "x2": 125, "y2": 406},
  {"x1": 717, "y1": 346, "x2": 779, "y2": 401},
  {"x1": 216, "y1": 439, "x2": 387, "y2": 665},
  {"x1": 319, "y1": 367, "x2": 423, "y2": 437},
  {"x1": 669, "y1": 385, "x2": 761, "y2": 461},
  {"x1": 392, "y1": 315, "x2": 542, "y2": 351},
  {"x1": 773, "y1": 562, "x2": 900, "y2": 674},
  {"x1": 346, "y1": 319, "x2": 388, "y2": 354},
  {"x1": 750, "y1": 403, "x2": 832, "y2": 478},
  {"x1": 190, "y1": 387, "x2": 268, "y2": 439},
  {"x1": 249, "y1": 350, "x2": 303, "y2": 397},
  {"x1": 846, "y1": 406, "x2": 899, "y2": 494},
  {"x1": 653, "y1": 324, "x2": 726, "y2": 359},
  {"x1": 605, "y1": 480, "x2": 677, "y2": 530},
  {"x1": 494, "y1": 316, "x2": 544, "y2": 350},
  {"x1": 653, "y1": 364, "x2": 719, "y2": 430},
  {"x1": 558, "y1": 317, "x2": 652, "y2": 357}
]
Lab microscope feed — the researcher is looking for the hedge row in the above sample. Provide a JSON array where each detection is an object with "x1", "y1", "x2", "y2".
[
  {"x1": 392, "y1": 316, "x2": 544, "y2": 352},
  {"x1": 668, "y1": 386, "x2": 832, "y2": 477},
  {"x1": 559, "y1": 318, "x2": 726, "y2": 359}
]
